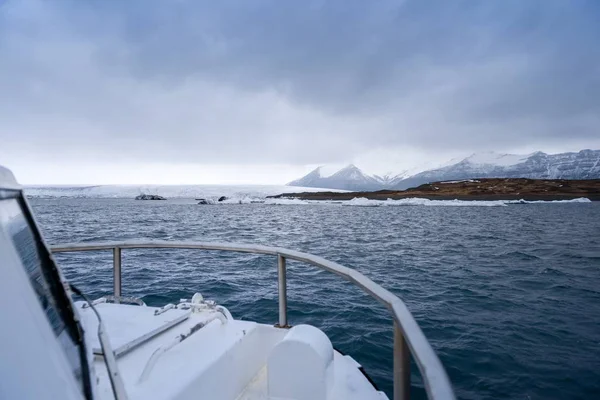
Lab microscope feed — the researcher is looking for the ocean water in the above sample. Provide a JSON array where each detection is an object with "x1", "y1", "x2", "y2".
[{"x1": 29, "y1": 197, "x2": 600, "y2": 400}]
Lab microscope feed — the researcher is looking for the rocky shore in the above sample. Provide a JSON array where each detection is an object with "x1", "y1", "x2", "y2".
[{"x1": 270, "y1": 178, "x2": 600, "y2": 201}]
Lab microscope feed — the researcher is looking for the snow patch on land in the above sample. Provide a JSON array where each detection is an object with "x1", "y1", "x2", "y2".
[
  {"x1": 463, "y1": 152, "x2": 531, "y2": 166},
  {"x1": 316, "y1": 165, "x2": 346, "y2": 178},
  {"x1": 440, "y1": 179, "x2": 481, "y2": 184}
]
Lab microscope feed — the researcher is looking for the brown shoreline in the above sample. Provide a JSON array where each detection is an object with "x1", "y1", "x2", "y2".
[{"x1": 269, "y1": 178, "x2": 600, "y2": 201}]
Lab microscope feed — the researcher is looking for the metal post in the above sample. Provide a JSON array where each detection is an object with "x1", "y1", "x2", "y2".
[
  {"x1": 113, "y1": 247, "x2": 122, "y2": 301},
  {"x1": 277, "y1": 254, "x2": 288, "y2": 328},
  {"x1": 50, "y1": 241, "x2": 456, "y2": 399},
  {"x1": 394, "y1": 321, "x2": 411, "y2": 400}
]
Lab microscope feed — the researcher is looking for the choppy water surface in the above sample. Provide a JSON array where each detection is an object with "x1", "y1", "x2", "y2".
[{"x1": 31, "y1": 198, "x2": 600, "y2": 399}]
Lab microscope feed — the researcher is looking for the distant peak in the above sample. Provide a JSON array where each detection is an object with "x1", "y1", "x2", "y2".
[
  {"x1": 462, "y1": 151, "x2": 530, "y2": 167},
  {"x1": 464, "y1": 151, "x2": 502, "y2": 160},
  {"x1": 529, "y1": 151, "x2": 547, "y2": 156},
  {"x1": 287, "y1": 148, "x2": 600, "y2": 189}
]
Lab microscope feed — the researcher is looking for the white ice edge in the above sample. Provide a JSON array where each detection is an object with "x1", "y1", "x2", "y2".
[
  {"x1": 337, "y1": 197, "x2": 592, "y2": 207},
  {"x1": 265, "y1": 197, "x2": 592, "y2": 207},
  {"x1": 26, "y1": 191, "x2": 593, "y2": 207},
  {"x1": 23, "y1": 184, "x2": 346, "y2": 199}
]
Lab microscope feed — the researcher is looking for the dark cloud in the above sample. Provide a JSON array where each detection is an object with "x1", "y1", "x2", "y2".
[{"x1": 1, "y1": 0, "x2": 599, "y2": 170}]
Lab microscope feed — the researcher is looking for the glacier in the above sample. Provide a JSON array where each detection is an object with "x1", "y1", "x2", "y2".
[{"x1": 24, "y1": 184, "x2": 344, "y2": 200}]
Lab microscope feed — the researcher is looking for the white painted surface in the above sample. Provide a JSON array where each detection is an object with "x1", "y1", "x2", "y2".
[
  {"x1": 268, "y1": 324, "x2": 334, "y2": 400},
  {"x1": 0, "y1": 165, "x2": 19, "y2": 189},
  {"x1": 79, "y1": 303, "x2": 190, "y2": 354},
  {"x1": 239, "y1": 352, "x2": 390, "y2": 400},
  {"x1": 0, "y1": 219, "x2": 83, "y2": 400},
  {"x1": 77, "y1": 301, "x2": 388, "y2": 400}
]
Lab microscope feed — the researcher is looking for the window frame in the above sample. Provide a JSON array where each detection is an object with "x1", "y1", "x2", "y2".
[{"x1": 0, "y1": 189, "x2": 93, "y2": 400}]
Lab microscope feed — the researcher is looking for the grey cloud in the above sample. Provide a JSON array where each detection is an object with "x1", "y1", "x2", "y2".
[{"x1": 1, "y1": 0, "x2": 599, "y2": 168}]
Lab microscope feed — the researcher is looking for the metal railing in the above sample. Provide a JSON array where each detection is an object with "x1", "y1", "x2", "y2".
[{"x1": 51, "y1": 240, "x2": 455, "y2": 400}]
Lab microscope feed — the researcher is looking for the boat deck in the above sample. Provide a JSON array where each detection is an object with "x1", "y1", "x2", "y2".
[
  {"x1": 77, "y1": 301, "x2": 388, "y2": 400},
  {"x1": 237, "y1": 355, "x2": 388, "y2": 400}
]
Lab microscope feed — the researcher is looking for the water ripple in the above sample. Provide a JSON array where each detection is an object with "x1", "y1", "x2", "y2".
[{"x1": 32, "y1": 198, "x2": 600, "y2": 400}]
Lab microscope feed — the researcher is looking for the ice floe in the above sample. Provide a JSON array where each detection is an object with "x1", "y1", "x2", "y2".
[{"x1": 341, "y1": 197, "x2": 508, "y2": 207}]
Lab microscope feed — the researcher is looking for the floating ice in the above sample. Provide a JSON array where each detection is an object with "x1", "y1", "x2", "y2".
[
  {"x1": 263, "y1": 198, "x2": 309, "y2": 205},
  {"x1": 506, "y1": 198, "x2": 591, "y2": 204},
  {"x1": 341, "y1": 197, "x2": 383, "y2": 207},
  {"x1": 339, "y1": 197, "x2": 592, "y2": 207},
  {"x1": 341, "y1": 197, "x2": 508, "y2": 207},
  {"x1": 24, "y1": 186, "x2": 592, "y2": 206},
  {"x1": 218, "y1": 196, "x2": 262, "y2": 204}
]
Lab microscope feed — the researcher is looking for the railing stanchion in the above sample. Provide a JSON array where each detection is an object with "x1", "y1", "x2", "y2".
[
  {"x1": 394, "y1": 320, "x2": 411, "y2": 400},
  {"x1": 50, "y1": 241, "x2": 455, "y2": 399},
  {"x1": 277, "y1": 254, "x2": 288, "y2": 327},
  {"x1": 113, "y1": 247, "x2": 122, "y2": 301}
]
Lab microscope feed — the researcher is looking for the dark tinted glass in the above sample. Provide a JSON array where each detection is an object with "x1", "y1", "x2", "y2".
[{"x1": 0, "y1": 198, "x2": 84, "y2": 392}]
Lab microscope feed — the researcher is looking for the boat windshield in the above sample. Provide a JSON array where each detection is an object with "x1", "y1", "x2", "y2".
[{"x1": 0, "y1": 190, "x2": 92, "y2": 399}]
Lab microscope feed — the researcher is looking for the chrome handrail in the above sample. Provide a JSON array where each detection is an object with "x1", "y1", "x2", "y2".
[{"x1": 51, "y1": 240, "x2": 455, "y2": 400}]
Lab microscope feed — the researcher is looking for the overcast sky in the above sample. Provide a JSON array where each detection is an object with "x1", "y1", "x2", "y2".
[{"x1": 1, "y1": 0, "x2": 599, "y2": 184}]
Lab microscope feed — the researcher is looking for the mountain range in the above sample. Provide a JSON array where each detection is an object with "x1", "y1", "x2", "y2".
[{"x1": 287, "y1": 149, "x2": 600, "y2": 191}]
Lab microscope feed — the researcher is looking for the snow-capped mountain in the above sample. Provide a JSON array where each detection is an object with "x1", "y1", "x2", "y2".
[
  {"x1": 287, "y1": 150, "x2": 600, "y2": 191},
  {"x1": 287, "y1": 164, "x2": 383, "y2": 191},
  {"x1": 395, "y1": 149, "x2": 600, "y2": 189}
]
